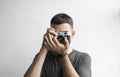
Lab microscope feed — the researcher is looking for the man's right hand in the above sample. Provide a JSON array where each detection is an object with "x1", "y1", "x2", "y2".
[
  {"x1": 43, "y1": 27, "x2": 70, "y2": 56},
  {"x1": 42, "y1": 27, "x2": 57, "y2": 50}
]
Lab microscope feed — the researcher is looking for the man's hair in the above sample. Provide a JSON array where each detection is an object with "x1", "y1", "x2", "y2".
[{"x1": 50, "y1": 13, "x2": 73, "y2": 29}]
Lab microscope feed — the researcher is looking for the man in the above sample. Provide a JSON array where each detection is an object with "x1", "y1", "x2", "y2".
[{"x1": 24, "y1": 13, "x2": 91, "y2": 77}]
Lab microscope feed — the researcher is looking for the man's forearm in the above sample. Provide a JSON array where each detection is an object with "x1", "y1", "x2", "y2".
[
  {"x1": 24, "y1": 46, "x2": 48, "y2": 77},
  {"x1": 59, "y1": 55, "x2": 79, "y2": 77}
]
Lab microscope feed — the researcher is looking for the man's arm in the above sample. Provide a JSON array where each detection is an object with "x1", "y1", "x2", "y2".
[
  {"x1": 24, "y1": 28, "x2": 56, "y2": 77},
  {"x1": 24, "y1": 46, "x2": 47, "y2": 77},
  {"x1": 59, "y1": 52, "x2": 91, "y2": 77},
  {"x1": 59, "y1": 55, "x2": 79, "y2": 77}
]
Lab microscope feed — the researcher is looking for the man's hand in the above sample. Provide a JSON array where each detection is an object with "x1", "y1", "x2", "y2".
[{"x1": 43, "y1": 27, "x2": 70, "y2": 55}]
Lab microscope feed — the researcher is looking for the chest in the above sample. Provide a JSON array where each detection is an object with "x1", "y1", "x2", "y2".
[{"x1": 44, "y1": 56, "x2": 63, "y2": 77}]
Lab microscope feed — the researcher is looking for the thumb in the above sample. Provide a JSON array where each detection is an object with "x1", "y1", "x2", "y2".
[{"x1": 64, "y1": 37, "x2": 69, "y2": 48}]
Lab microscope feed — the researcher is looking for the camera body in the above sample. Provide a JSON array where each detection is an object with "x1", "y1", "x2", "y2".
[{"x1": 57, "y1": 31, "x2": 71, "y2": 43}]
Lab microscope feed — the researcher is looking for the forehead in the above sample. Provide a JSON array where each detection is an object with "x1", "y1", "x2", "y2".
[{"x1": 52, "y1": 23, "x2": 72, "y2": 32}]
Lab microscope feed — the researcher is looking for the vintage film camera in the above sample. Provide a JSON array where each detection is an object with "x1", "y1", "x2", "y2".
[{"x1": 57, "y1": 31, "x2": 71, "y2": 43}]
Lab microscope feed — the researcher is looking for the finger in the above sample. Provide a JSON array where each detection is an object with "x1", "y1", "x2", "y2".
[
  {"x1": 44, "y1": 42, "x2": 50, "y2": 49},
  {"x1": 47, "y1": 28, "x2": 57, "y2": 35},
  {"x1": 48, "y1": 34, "x2": 56, "y2": 48},
  {"x1": 64, "y1": 37, "x2": 69, "y2": 48},
  {"x1": 48, "y1": 30, "x2": 57, "y2": 36},
  {"x1": 48, "y1": 27, "x2": 55, "y2": 31},
  {"x1": 44, "y1": 35, "x2": 53, "y2": 49},
  {"x1": 53, "y1": 36, "x2": 60, "y2": 46},
  {"x1": 47, "y1": 27, "x2": 55, "y2": 33}
]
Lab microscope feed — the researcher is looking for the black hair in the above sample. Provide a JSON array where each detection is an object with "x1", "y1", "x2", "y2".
[{"x1": 50, "y1": 13, "x2": 73, "y2": 29}]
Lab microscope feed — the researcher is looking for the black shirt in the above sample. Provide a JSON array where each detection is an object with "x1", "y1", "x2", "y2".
[{"x1": 40, "y1": 49, "x2": 91, "y2": 77}]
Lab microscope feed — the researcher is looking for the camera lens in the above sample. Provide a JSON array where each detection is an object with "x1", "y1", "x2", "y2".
[{"x1": 57, "y1": 36, "x2": 64, "y2": 43}]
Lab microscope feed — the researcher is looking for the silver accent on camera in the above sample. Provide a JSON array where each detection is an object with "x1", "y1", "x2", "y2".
[
  {"x1": 57, "y1": 31, "x2": 71, "y2": 43},
  {"x1": 57, "y1": 31, "x2": 70, "y2": 36}
]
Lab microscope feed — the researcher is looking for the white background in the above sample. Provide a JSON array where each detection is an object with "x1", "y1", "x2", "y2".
[{"x1": 0, "y1": 0, "x2": 120, "y2": 77}]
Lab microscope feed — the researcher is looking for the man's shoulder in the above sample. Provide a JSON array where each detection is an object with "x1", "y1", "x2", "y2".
[
  {"x1": 70, "y1": 49, "x2": 91, "y2": 61},
  {"x1": 72, "y1": 49, "x2": 90, "y2": 56},
  {"x1": 70, "y1": 49, "x2": 91, "y2": 66}
]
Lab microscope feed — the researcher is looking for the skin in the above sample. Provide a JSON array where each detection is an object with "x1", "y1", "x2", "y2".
[
  {"x1": 44, "y1": 23, "x2": 74, "y2": 55},
  {"x1": 24, "y1": 23, "x2": 79, "y2": 77}
]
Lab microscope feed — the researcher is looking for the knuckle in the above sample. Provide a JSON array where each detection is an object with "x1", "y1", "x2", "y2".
[
  {"x1": 44, "y1": 34, "x2": 46, "y2": 37},
  {"x1": 44, "y1": 35, "x2": 47, "y2": 39}
]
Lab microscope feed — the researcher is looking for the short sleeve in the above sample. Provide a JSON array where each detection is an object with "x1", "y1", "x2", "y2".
[{"x1": 77, "y1": 53, "x2": 91, "y2": 77}]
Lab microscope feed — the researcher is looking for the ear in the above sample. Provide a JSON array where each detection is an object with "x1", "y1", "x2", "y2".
[{"x1": 71, "y1": 30, "x2": 75, "y2": 38}]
